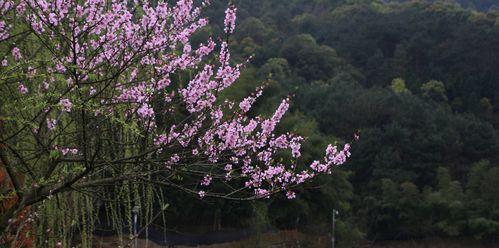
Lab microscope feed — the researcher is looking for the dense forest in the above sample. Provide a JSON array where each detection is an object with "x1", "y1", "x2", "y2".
[{"x1": 160, "y1": 0, "x2": 499, "y2": 246}]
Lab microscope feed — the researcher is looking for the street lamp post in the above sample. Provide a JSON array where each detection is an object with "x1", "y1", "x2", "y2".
[
  {"x1": 331, "y1": 209, "x2": 339, "y2": 248},
  {"x1": 132, "y1": 205, "x2": 140, "y2": 248}
]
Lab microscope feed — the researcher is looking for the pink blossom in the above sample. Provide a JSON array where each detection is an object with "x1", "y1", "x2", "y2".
[
  {"x1": 48, "y1": 13, "x2": 58, "y2": 26},
  {"x1": 55, "y1": 63, "x2": 65, "y2": 73},
  {"x1": 198, "y1": 190, "x2": 206, "y2": 198},
  {"x1": 47, "y1": 119, "x2": 57, "y2": 130},
  {"x1": 18, "y1": 83, "x2": 28, "y2": 94},
  {"x1": 15, "y1": 2, "x2": 26, "y2": 14},
  {"x1": 239, "y1": 97, "x2": 253, "y2": 112},
  {"x1": 255, "y1": 189, "x2": 269, "y2": 198},
  {"x1": 224, "y1": 6, "x2": 237, "y2": 34},
  {"x1": 60, "y1": 147, "x2": 78, "y2": 156},
  {"x1": 12, "y1": 47, "x2": 21, "y2": 61},
  {"x1": 290, "y1": 137, "x2": 302, "y2": 158},
  {"x1": 201, "y1": 175, "x2": 212, "y2": 186},
  {"x1": 137, "y1": 104, "x2": 154, "y2": 118},
  {"x1": 59, "y1": 99, "x2": 72, "y2": 112},
  {"x1": 0, "y1": 20, "x2": 9, "y2": 40},
  {"x1": 170, "y1": 154, "x2": 180, "y2": 163}
]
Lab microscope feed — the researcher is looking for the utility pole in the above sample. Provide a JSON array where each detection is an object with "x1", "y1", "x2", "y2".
[
  {"x1": 331, "y1": 209, "x2": 339, "y2": 248},
  {"x1": 132, "y1": 205, "x2": 140, "y2": 248}
]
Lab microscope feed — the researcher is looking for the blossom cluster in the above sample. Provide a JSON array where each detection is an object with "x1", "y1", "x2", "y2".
[
  {"x1": 1, "y1": 0, "x2": 352, "y2": 201},
  {"x1": 0, "y1": 0, "x2": 14, "y2": 41},
  {"x1": 224, "y1": 5, "x2": 237, "y2": 34}
]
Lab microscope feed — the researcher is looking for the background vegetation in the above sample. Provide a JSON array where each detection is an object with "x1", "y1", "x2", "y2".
[
  {"x1": 2, "y1": 0, "x2": 499, "y2": 247},
  {"x1": 162, "y1": 0, "x2": 499, "y2": 246}
]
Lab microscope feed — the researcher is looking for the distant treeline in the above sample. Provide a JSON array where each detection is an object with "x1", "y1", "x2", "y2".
[
  {"x1": 156, "y1": 1, "x2": 499, "y2": 246},
  {"x1": 394, "y1": 0, "x2": 499, "y2": 11}
]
